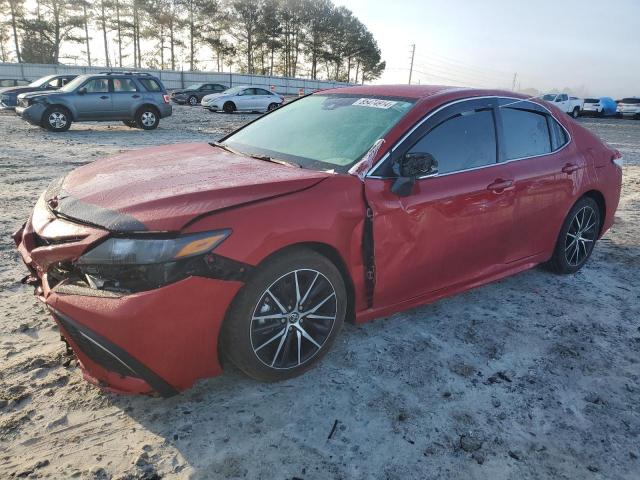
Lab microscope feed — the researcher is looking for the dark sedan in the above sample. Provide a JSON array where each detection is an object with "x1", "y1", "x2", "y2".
[
  {"x1": 170, "y1": 83, "x2": 227, "y2": 106},
  {"x1": 0, "y1": 74, "x2": 77, "y2": 110}
]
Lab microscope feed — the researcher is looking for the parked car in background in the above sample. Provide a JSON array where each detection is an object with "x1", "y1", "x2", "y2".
[
  {"x1": 201, "y1": 86, "x2": 284, "y2": 113},
  {"x1": 13, "y1": 85, "x2": 622, "y2": 395},
  {"x1": 581, "y1": 97, "x2": 617, "y2": 117},
  {"x1": 541, "y1": 93, "x2": 583, "y2": 118},
  {"x1": 0, "y1": 74, "x2": 77, "y2": 110},
  {"x1": 170, "y1": 83, "x2": 228, "y2": 106},
  {"x1": 0, "y1": 78, "x2": 30, "y2": 87},
  {"x1": 15, "y1": 72, "x2": 172, "y2": 132},
  {"x1": 616, "y1": 98, "x2": 640, "y2": 118}
]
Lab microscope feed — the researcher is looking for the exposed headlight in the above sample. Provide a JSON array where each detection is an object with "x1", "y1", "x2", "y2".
[
  {"x1": 73, "y1": 230, "x2": 231, "y2": 292},
  {"x1": 77, "y1": 230, "x2": 230, "y2": 265}
]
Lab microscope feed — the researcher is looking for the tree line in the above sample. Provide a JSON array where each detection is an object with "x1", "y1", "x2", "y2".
[{"x1": 0, "y1": 0, "x2": 385, "y2": 83}]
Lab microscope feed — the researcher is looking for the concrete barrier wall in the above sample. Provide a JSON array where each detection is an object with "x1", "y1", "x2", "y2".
[{"x1": 0, "y1": 63, "x2": 350, "y2": 95}]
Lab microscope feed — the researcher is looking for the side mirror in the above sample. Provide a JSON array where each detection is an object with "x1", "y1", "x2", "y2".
[
  {"x1": 78, "y1": 87, "x2": 87, "y2": 95},
  {"x1": 391, "y1": 152, "x2": 438, "y2": 197}
]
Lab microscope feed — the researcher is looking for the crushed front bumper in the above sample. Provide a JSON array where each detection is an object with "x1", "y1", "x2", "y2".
[{"x1": 14, "y1": 194, "x2": 243, "y2": 395}]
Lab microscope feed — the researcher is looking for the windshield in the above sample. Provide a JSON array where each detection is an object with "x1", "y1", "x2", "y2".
[
  {"x1": 223, "y1": 94, "x2": 415, "y2": 172},
  {"x1": 60, "y1": 76, "x2": 89, "y2": 92},
  {"x1": 541, "y1": 94, "x2": 557, "y2": 101},
  {"x1": 187, "y1": 83, "x2": 204, "y2": 90},
  {"x1": 620, "y1": 98, "x2": 640, "y2": 104},
  {"x1": 29, "y1": 75, "x2": 56, "y2": 88}
]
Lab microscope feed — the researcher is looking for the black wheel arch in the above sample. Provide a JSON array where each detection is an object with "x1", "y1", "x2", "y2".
[
  {"x1": 581, "y1": 190, "x2": 606, "y2": 236},
  {"x1": 135, "y1": 103, "x2": 161, "y2": 118}
]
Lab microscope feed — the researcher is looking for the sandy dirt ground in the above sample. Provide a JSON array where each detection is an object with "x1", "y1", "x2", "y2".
[{"x1": 0, "y1": 106, "x2": 638, "y2": 480}]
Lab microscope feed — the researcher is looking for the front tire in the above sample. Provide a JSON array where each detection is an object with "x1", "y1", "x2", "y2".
[
  {"x1": 135, "y1": 107, "x2": 160, "y2": 130},
  {"x1": 223, "y1": 101, "x2": 236, "y2": 114},
  {"x1": 548, "y1": 197, "x2": 600, "y2": 274},
  {"x1": 221, "y1": 248, "x2": 346, "y2": 382},
  {"x1": 42, "y1": 106, "x2": 71, "y2": 132},
  {"x1": 188, "y1": 95, "x2": 198, "y2": 106},
  {"x1": 571, "y1": 106, "x2": 580, "y2": 118},
  {"x1": 122, "y1": 120, "x2": 137, "y2": 128}
]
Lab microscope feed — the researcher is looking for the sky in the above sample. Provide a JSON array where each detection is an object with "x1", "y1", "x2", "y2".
[{"x1": 333, "y1": 0, "x2": 640, "y2": 98}]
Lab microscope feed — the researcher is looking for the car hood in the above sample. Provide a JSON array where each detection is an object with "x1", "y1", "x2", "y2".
[
  {"x1": 46, "y1": 143, "x2": 330, "y2": 232},
  {"x1": 0, "y1": 86, "x2": 35, "y2": 96},
  {"x1": 202, "y1": 93, "x2": 225, "y2": 101},
  {"x1": 19, "y1": 90, "x2": 64, "y2": 100}
]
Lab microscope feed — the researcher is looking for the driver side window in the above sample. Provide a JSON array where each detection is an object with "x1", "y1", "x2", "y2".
[{"x1": 407, "y1": 109, "x2": 497, "y2": 175}]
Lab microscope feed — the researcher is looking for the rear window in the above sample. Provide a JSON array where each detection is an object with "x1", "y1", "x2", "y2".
[
  {"x1": 584, "y1": 98, "x2": 599, "y2": 103},
  {"x1": 620, "y1": 98, "x2": 640, "y2": 104},
  {"x1": 139, "y1": 78, "x2": 162, "y2": 92}
]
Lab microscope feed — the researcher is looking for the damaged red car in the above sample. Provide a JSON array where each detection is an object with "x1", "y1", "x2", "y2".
[{"x1": 14, "y1": 85, "x2": 622, "y2": 396}]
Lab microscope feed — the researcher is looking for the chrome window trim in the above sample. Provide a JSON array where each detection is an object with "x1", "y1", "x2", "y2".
[{"x1": 365, "y1": 95, "x2": 572, "y2": 180}]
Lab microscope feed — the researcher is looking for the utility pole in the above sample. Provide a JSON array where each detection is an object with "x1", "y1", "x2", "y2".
[
  {"x1": 408, "y1": 44, "x2": 416, "y2": 85},
  {"x1": 511, "y1": 72, "x2": 518, "y2": 91}
]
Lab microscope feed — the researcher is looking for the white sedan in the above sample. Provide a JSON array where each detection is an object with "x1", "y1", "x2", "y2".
[{"x1": 201, "y1": 86, "x2": 284, "y2": 113}]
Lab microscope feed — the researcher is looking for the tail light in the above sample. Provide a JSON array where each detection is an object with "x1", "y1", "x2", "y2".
[
  {"x1": 612, "y1": 150, "x2": 624, "y2": 168},
  {"x1": 163, "y1": 94, "x2": 170, "y2": 104}
]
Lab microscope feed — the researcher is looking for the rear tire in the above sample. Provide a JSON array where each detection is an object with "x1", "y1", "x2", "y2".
[
  {"x1": 42, "y1": 106, "x2": 71, "y2": 132},
  {"x1": 547, "y1": 196, "x2": 600, "y2": 274},
  {"x1": 267, "y1": 103, "x2": 278, "y2": 112},
  {"x1": 135, "y1": 106, "x2": 160, "y2": 130},
  {"x1": 221, "y1": 248, "x2": 346, "y2": 382},
  {"x1": 223, "y1": 101, "x2": 236, "y2": 114}
]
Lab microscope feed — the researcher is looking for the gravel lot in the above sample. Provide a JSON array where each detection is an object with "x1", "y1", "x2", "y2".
[{"x1": 0, "y1": 106, "x2": 638, "y2": 480}]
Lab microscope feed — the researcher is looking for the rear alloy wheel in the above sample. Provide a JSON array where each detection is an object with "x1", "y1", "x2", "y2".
[
  {"x1": 571, "y1": 106, "x2": 580, "y2": 118},
  {"x1": 188, "y1": 95, "x2": 198, "y2": 106},
  {"x1": 223, "y1": 101, "x2": 236, "y2": 114},
  {"x1": 267, "y1": 102, "x2": 279, "y2": 112},
  {"x1": 222, "y1": 248, "x2": 346, "y2": 381},
  {"x1": 136, "y1": 108, "x2": 160, "y2": 130},
  {"x1": 548, "y1": 197, "x2": 600, "y2": 274},
  {"x1": 43, "y1": 106, "x2": 71, "y2": 132}
]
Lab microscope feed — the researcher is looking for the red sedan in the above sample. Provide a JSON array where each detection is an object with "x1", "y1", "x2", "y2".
[{"x1": 14, "y1": 85, "x2": 622, "y2": 396}]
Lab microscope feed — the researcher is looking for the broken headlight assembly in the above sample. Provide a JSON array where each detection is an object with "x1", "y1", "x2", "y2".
[{"x1": 72, "y1": 230, "x2": 232, "y2": 293}]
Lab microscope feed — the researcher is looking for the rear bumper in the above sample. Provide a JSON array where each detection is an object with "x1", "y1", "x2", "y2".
[
  {"x1": 159, "y1": 103, "x2": 173, "y2": 118},
  {"x1": 13, "y1": 198, "x2": 243, "y2": 395}
]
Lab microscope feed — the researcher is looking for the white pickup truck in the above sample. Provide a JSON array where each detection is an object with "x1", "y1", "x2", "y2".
[{"x1": 541, "y1": 93, "x2": 584, "y2": 118}]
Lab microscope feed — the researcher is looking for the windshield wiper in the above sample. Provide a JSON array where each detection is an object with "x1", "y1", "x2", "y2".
[
  {"x1": 212, "y1": 142, "x2": 300, "y2": 168},
  {"x1": 247, "y1": 153, "x2": 301, "y2": 168}
]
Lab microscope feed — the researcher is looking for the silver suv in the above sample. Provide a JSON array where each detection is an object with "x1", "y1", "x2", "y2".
[{"x1": 15, "y1": 72, "x2": 172, "y2": 132}]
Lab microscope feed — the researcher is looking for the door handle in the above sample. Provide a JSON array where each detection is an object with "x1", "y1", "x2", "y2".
[
  {"x1": 561, "y1": 163, "x2": 579, "y2": 174},
  {"x1": 487, "y1": 179, "x2": 514, "y2": 192},
  {"x1": 100, "y1": 95, "x2": 109, "y2": 100},
  {"x1": 132, "y1": 94, "x2": 140, "y2": 99}
]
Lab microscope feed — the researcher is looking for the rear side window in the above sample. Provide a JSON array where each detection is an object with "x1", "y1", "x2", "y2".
[
  {"x1": 139, "y1": 78, "x2": 162, "y2": 92},
  {"x1": 408, "y1": 109, "x2": 497, "y2": 175},
  {"x1": 501, "y1": 108, "x2": 551, "y2": 160},
  {"x1": 113, "y1": 78, "x2": 138, "y2": 92},
  {"x1": 549, "y1": 116, "x2": 568, "y2": 151}
]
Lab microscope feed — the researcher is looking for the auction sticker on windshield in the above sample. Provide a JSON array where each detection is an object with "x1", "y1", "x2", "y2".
[{"x1": 352, "y1": 98, "x2": 398, "y2": 109}]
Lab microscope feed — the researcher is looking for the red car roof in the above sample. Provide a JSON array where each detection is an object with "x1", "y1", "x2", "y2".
[{"x1": 320, "y1": 84, "x2": 532, "y2": 102}]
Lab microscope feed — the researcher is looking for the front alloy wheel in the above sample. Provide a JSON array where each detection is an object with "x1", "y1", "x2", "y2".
[
  {"x1": 222, "y1": 248, "x2": 346, "y2": 381},
  {"x1": 251, "y1": 269, "x2": 337, "y2": 369},
  {"x1": 43, "y1": 106, "x2": 71, "y2": 132}
]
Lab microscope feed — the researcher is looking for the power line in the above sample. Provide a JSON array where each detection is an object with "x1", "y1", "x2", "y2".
[{"x1": 408, "y1": 44, "x2": 415, "y2": 85}]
